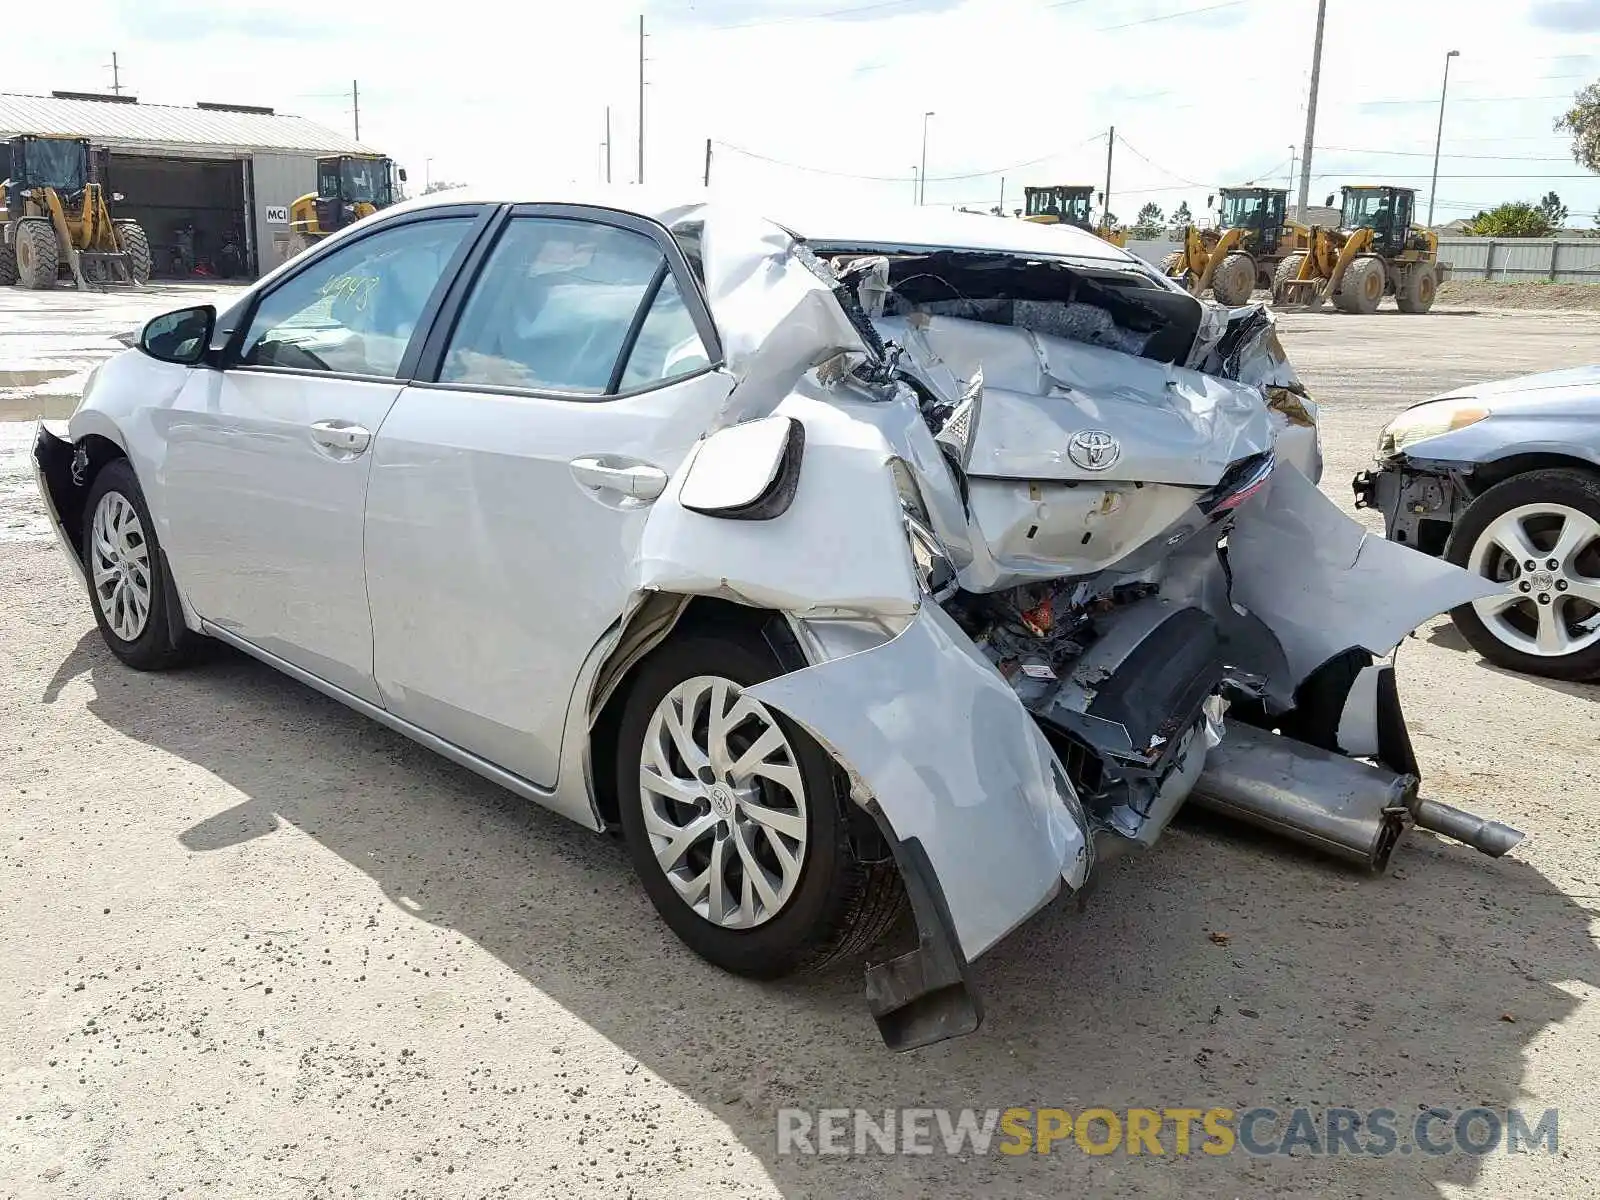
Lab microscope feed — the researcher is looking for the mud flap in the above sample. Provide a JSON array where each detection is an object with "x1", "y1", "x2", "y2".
[{"x1": 861, "y1": 820, "x2": 983, "y2": 1052}]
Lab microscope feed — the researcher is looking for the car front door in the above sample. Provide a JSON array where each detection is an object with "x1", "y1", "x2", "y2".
[
  {"x1": 362, "y1": 207, "x2": 733, "y2": 794},
  {"x1": 157, "y1": 208, "x2": 485, "y2": 703}
]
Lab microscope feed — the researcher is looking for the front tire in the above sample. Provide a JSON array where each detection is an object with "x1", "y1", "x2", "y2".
[
  {"x1": 1445, "y1": 469, "x2": 1600, "y2": 681},
  {"x1": 81, "y1": 459, "x2": 201, "y2": 671},
  {"x1": 114, "y1": 221, "x2": 153, "y2": 284},
  {"x1": 1396, "y1": 264, "x2": 1437, "y2": 313},
  {"x1": 1210, "y1": 252, "x2": 1256, "y2": 306},
  {"x1": 1272, "y1": 252, "x2": 1307, "y2": 303},
  {"x1": 616, "y1": 627, "x2": 904, "y2": 979},
  {"x1": 0, "y1": 237, "x2": 16, "y2": 286},
  {"x1": 1334, "y1": 255, "x2": 1386, "y2": 314},
  {"x1": 13, "y1": 217, "x2": 59, "y2": 289}
]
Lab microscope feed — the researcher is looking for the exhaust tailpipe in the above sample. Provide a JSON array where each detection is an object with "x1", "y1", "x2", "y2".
[
  {"x1": 1190, "y1": 724, "x2": 1410, "y2": 872},
  {"x1": 1190, "y1": 725, "x2": 1525, "y2": 871},
  {"x1": 1409, "y1": 797, "x2": 1524, "y2": 858}
]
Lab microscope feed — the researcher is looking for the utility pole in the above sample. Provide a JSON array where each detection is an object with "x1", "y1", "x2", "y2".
[
  {"x1": 1103, "y1": 125, "x2": 1115, "y2": 230},
  {"x1": 637, "y1": 15, "x2": 646, "y2": 185},
  {"x1": 919, "y1": 112, "x2": 934, "y2": 205},
  {"x1": 998, "y1": 176, "x2": 1005, "y2": 216},
  {"x1": 703, "y1": 138, "x2": 712, "y2": 187},
  {"x1": 1427, "y1": 50, "x2": 1461, "y2": 228},
  {"x1": 353, "y1": 79, "x2": 361, "y2": 141},
  {"x1": 109, "y1": 52, "x2": 122, "y2": 97},
  {"x1": 1296, "y1": 0, "x2": 1327, "y2": 222},
  {"x1": 1287, "y1": 144, "x2": 1297, "y2": 198},
  {"x1": 604, "y1": 106, "x2": 612, "y2": 184},
  {"x1": 911, "y1": 166, "x2": 918, "y2": 205}
]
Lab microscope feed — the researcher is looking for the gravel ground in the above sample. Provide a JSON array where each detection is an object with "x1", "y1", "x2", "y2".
[
  {"x1": 2, "y1": 289, "x2": 1598, "y2": 1199},
  {"x1": 1438, "y1": 280, "x2": 1600, "y2": 313}
]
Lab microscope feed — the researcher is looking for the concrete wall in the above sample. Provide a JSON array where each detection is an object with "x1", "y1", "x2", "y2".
[
  {"x1": 248, "y1": 152, "x2": 318, "y2": 275},
  {"x1": 1434, "y1": 238, "x2": 1600, "y2": 283},
  {"x1": 1125, "y1": 239, "x2": 1182, "y2": 266}
]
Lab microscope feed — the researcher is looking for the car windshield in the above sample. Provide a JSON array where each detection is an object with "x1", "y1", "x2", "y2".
[
  {"x1": 1343, "y1": 190, "x2": 1394, "y2": 230},
  {"x1": 1026, "y1": 189, "x2": 1091, "y2": 224},
  {"x1": 21, "y1": 139, "x2": 87, "y2": 191},
  {"x1": 341, "y1": 159, "x2": 388, "y2": 205}
]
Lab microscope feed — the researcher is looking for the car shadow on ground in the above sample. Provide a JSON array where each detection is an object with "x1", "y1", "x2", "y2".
[
  {"x1": 46, "y1": 632, "x2": 1599, "y2": 1198},
  {"x1": 1423, "y1": 623, "x2": 1600, "y2": 701}
]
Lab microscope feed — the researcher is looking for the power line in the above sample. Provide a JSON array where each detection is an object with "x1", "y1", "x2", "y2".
[
  {"x1": 1357, "y1": 93, "x2": 1573, "y2": 106},
  {"x1": 1094, "y1": 0, "x2": 1251, "y2": 32},
  {"x1": 1112, "y1": 133, "x2": 1206, "y2": 187},
  {"x1": 1319, "y1": 145, "x2": 1575, "y2": 162},
  {"x1": 712, "y1": 133, "x2": 1105, "y2": 182}
]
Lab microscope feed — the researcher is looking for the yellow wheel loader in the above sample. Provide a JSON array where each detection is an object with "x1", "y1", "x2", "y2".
[
  {"x1": 1162, "y1": 186, "x2": 1295, "y2": 307},
  {"x1": 1022, "y1": 184, "x2": 1128, "y2": 248},
  {"x1": 1272, "y1": 185, "x2": 1446, "y2": 314},
  {"x1": 0, "y1": 135, "x2": 151, "y2": 290},
  {"x1": 288, "y1": 154, "x2": 406, "y2": 253}
]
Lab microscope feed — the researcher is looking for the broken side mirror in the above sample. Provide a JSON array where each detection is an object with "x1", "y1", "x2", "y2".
[
  {"x1": 139, "y1": 304, "x2": 216, "y2": 366},
  {"x1": 679, "y1": 416, "x2": 804, "y2": 521}
]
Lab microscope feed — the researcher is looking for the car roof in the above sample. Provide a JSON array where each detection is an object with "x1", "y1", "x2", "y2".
[{"x1": 387, "y1": 186, "x2": 1140, "y2": 265}]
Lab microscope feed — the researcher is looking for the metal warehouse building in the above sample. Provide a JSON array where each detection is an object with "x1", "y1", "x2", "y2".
[{"x1": 0, "y1": 91, "x2": 386, "y2": 280}]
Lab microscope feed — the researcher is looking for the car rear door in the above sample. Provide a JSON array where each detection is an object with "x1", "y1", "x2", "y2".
[
  {"x1": 157, "y1": 207, "x2": 488, "y2": 703},
  {"x1": 362, "y1": 205, "x2": 733, "y2": 799}
]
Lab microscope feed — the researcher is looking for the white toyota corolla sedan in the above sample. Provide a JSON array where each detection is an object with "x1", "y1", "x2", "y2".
[{"x1": 32, "y1": 189, "x2": 1521, "y2": 1050}]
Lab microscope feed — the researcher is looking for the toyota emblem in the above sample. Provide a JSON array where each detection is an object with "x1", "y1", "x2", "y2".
[{"x1": 1068, "y1": 429, "x2": 1121, "y2": 472}]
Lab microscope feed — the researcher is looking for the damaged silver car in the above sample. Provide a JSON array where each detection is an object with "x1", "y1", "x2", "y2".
[{"x1": 32, "y1": 192, "x2": 1524, "y2": 1051}]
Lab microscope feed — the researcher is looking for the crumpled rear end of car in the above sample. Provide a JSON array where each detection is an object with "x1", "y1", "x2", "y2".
[{"x1": 627, "y1": 205, "x2": 1524, "y2": 1049}]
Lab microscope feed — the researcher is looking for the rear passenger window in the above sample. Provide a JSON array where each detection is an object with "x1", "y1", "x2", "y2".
[
  {"x1": 440, "y1": 218, "x2": 697, "y2": 395},
  {"x1": 620, "y1": 273, "x2": 710, "y2": 390}
]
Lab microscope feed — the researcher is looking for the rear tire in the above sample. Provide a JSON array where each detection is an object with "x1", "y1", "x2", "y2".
[
  {"x1": 1334, "y1": 255, "x2": 1386, "y2": 314},
  {"x1": 81, "y1": 459, "x2": 202, "y2": 671},
  {"x1": 1210, "y1": 252, "x2": 1256, "y2": 306},
  {"x1": 615, "y1": 628, "x2": 905, "y2": 979},
  {"x1": 114, "y1": 221, "x2": 153, "y2": 284},
  {"x1": 13, "y1": 218, "x2": 59, "y2": 289},
  {"x1": 0, "y1": 237, "x2": 16, "y2": 285},
  {"x1": 1396, "y1": 264, "x2": 1438, "y2": 313},
  {"x1": 1159, "y1": 250, "x2": 1186, "y2": 280},
  {"x1": 1272, "y1": 253, "x2": 1307, "y2": 303}
]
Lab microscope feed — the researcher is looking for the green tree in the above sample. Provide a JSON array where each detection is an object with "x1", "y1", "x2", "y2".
[
  {"x1": 1131, "y1": 202, "x2": 1165, "y2": 238},
  {"x1": 1538, "y1": 191, "x2": 1569, "y2": 226},
  {"x1": 1463, "y1": 202, "x2": 1552, "y2": 238},
  {"x1": 1555, "y1": 81, "x2": 1600, "y2": 173},
  {"x1": 1167, "y1": 200, "x2": 1193, "y2": 234}
]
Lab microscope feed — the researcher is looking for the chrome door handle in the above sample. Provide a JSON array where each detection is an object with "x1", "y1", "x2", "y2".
[
  {"x1": 310, "y1": 420, "x2": 372, "y2": 458},
  {"x1": 569, "y1": 456, "x2": 669, "y2": 501}
]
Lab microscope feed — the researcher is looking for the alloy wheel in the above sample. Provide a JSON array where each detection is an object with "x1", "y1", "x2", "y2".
[
  {"x1": 1467, "y1": 502, "x2": 1600, "y2": 659},
  {"x1": 90, "y1": 491, "x2": 153, "y2": 642},
  {"x1": 638, "y1": 675, "x2": 809, "y2": 930}
]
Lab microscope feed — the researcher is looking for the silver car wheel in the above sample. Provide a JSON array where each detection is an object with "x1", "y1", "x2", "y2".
[
  {"x1": 89, "y1": 491, "x2": 153, "y2": 643},
  {"x1": 1467, "y1": 501, "x2": 1600, "y2": 658},
  {"x1": 638, "y1": 675, "x2": 809, "y2": 930}
]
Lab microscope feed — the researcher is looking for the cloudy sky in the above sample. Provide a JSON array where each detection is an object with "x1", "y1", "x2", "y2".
[{"x1": 16, "y1": 0, "x2": 1600, "y2": 227}]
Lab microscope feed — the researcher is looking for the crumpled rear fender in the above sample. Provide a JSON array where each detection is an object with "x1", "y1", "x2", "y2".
[
  {"x1": 1226, "y1": 462, "x2": 1503, "y2": 688},
  {"x1": 636, "y1": 393, "x2": 921, "y2": 618},
  {"x1": 748, "y1": 601, "x2": 1092, "y2": 962}
]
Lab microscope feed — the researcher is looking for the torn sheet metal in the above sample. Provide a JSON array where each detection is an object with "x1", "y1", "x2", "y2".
[
  {"x1": 1227, "y1": 462, "x2": 1503, "y2": 683},
  {"x1": 881, "y1": 313, "x2": 1274, "y2": 487},
  {"x1": 636, "y1": 394, "x2": 920, "y2": 619},
  {"x1": 749, "y1": 602, "x2": 1092, "y2": 960}
]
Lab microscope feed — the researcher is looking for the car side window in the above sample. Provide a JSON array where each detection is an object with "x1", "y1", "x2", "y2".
[
  {"x1": 438, "y1": 217, "x2": 679, "y2": 395},
  {"x1": 237, "y1": 217, "x2": 473, "y2": 378},
  {"x1": 619, "y1": 273, "x2": 710, "y2": 390}
]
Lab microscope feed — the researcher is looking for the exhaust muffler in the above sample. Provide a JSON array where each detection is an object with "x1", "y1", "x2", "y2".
[{"x1": 1189, "y1": 724, "x2": 1523, "y2": 871}]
